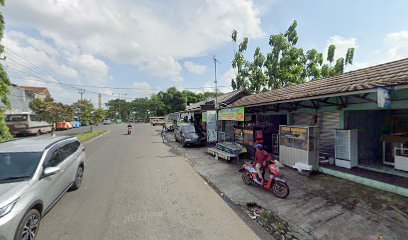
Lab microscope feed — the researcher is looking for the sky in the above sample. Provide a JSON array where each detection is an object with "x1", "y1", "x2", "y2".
[{"x1": 2, "y1": 0, "x2": 408, "y2": 106}]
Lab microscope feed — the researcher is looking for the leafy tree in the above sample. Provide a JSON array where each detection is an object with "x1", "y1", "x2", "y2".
[
  {"x1": 148, "y1": 94, "x2": 166, "y2": 116},
  {"x1": 0, "y1": 0, "x2": 11, "y2": 142},
  {"x1": 30, "y1": 98, "x2": 74, "y2": 135},
  {"x1": 346, "y1": 48, "x2": 355, "y2": 65},
  {"x1": 73, "y1": 99, "x2": 95, "y2": 131},
  {"x1": 105, "y1": 99, "x2": 132, "y2": 121},
  {"x1": 157, "y1": 87, "x2": 187, "y2": 114},
  {"x1": 231, "y1": 32, "x2": 250, "y2": 90},
  {"x1": 249, "y1": 47, "x2": 267, "y2": 93},
  {"x1": 264, "y1": 20, "x2": 307, "y2": 89},
  {"x1": 327, "y1": 44, "x2": 336, "y2": 66},
  {"x1": 305, "y1": 49, "x2": 324, "y2": 80}
]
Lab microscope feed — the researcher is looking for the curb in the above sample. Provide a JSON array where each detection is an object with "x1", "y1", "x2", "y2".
[
  {"x1": 319, "y1": 167, "x2": 408, "y2": 197},
  {"x1": 83, "y1": 130, "x2": 109, "y2": 145}
]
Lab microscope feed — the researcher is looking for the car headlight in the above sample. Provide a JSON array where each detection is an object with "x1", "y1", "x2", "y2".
[{"x1": 0, "y1": 199, "x2": 18, "y2": 218}]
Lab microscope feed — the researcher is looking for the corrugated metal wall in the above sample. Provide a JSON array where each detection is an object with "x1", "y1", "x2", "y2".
[{"x1": 291, "y1": 111, "x2": 340, "y2": 157}]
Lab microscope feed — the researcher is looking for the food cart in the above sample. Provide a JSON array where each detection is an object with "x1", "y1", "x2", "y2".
[{"x1": 279, "y1": 125, "x2": 319, "y2": 172}]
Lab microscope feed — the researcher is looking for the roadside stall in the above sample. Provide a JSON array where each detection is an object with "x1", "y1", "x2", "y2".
[
  {"x1": 207, "y1": 107, "x2": 246, "y2": 162},
  {"x1": 279, "y1": 125, "x2": 319, "y2": 172}
]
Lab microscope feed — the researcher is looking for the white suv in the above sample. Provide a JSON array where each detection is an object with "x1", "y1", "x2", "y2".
[{"x1": 0, "y1": 136, "x2": 86, "y2": 240}]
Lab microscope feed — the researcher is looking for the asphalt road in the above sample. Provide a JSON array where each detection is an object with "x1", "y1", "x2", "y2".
[{"x1": 36, "y1": 123, "x2": 259, "y2": 240}]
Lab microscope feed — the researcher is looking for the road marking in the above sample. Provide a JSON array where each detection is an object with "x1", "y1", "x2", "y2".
[{"x1": 83, "y1": 130, "x2": 110, "y2": 145}]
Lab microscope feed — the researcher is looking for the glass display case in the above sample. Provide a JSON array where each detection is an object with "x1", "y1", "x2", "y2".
[{"x1": 279, "y1": 125, "x2": 319, "y2": 170}]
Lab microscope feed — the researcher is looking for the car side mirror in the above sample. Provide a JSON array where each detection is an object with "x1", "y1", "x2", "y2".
[{"x1": 42, "y1": 166, "x2": 61, "y2": 178}]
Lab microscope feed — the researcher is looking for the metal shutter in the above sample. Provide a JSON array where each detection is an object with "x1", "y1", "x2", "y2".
[{"x1": 319, "y1": 112, "x2": 340, "y2": 157}]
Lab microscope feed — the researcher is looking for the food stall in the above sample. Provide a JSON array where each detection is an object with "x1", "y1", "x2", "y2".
[{"x1": 279, "y1": 125, "x2": 319, "y2": 171}]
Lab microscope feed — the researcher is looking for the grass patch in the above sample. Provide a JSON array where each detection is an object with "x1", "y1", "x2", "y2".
[{"x1": 75, "y1": 130, "x2": 107, "y2": 143}]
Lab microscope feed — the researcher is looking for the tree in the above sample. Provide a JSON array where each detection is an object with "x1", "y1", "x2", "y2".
[
  {"x1": 249, "y1": 47, "x2": 267, "y2": 93},
  {"x1": 346, "y1": 48, "x2": 355, "y2": 65},
  {"x1": 157, "y1": 87, "x2": 187, "y2": 114},
  {"x1": 231, "y1": 31, "x2": 250, "y2": 90},
  {"x1": 327, "y1": 44, "x2": 336, "y2": 66},
  {"x1": 30, "y1": 98, "x2": 74, "y2": 135},
  {"x1": 264, "y1": 20, "x2": 307, "y2": 89},
  {"x1": 105, "y1": 99, "x2": 132, "y2": 121},
  {"x1": 73, "y1": 99, "x2": 95, "y2": 131},
  {"x1": 0, "y1": 0, "x2": 11, "y2": 142}
]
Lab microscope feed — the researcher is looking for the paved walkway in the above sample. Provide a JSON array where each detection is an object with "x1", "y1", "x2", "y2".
[{"x1": 165, "y1": 132, "x2": 408, "y2": 240}]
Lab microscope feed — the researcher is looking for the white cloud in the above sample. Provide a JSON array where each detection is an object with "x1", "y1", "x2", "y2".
[
  {"x1": 385, "y1": 30, "x2": 408, "y2": 61},
  {"x1": 184, "y1": 61, "x2": 207, "y2": 74},
  {"x1": 4, "y1": 0, "x2": 265, "y2": 82},
  {"x1": 326, "y1": 35, "x2": 358, "y2": 60},
  {"x1": 3, "y1": 31, "x2": 110, "y2": 105},
  {"x1": 132, "y1": 81, "x2": 154, "y2": 98},
  {"x1": 221, "y1": 68, "x2": 236, "y2": 92}
]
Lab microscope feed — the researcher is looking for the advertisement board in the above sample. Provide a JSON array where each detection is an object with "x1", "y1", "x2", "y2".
[
  {"x1": 377, "y1": 88, "x2": 391, "y2": 109},
  {"x1": 218, "y1": 107, "x2": 245, "y2": 121},
  {"x1": 206, "y1": 111, "x2": 217, "y2": 142},
  {"x1": 202, "y1": 112, "x2": 207, "y2": 122}
]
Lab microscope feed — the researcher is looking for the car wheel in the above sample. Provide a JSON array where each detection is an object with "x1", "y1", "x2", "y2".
[
  {"x1": 70, "y1": 166, "x2": 84, "y2": 191},
  {"x1": 14, "y1": 208, "x2": 41, "y2": 240}
]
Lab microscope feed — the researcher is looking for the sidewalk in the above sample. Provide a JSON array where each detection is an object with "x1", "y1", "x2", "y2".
[{"x1": 165, "y1": 132, "x2": 408, "y2": 240}]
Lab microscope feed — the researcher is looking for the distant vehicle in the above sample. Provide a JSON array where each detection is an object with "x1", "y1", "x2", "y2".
[
  {"x1": 5, "y1": 113, "x2": 52, "y2": 136},
  {"x1": 174, "y1": 123, "x2": 206, "y2": 147},
  {"x1": 0, "y1": 136, "x2": 86, "y2": 240},
  {"x1": 116, "y1": 119, "x2": 122, "y2": 124},
  {"x1": 73, "y1": 121, "x2": 81, "y2": 128},
  {"x1": 103, "y1": 119, "x2": 112, "y2": 125},
  {"x1": 56, "y1": 121, "x2": 72, "y2": 130},
  {"x1": 81, "y1": 121, "x2": 89, "y2": 126},
  {"x1": 149, "y1": 117, "x2": 165, "y2": 126}
]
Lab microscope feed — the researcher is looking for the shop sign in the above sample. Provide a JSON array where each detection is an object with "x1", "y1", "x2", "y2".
[
  {"x1": 280, "y1": 126, "x2": 308, "y2": 140},
  {"x1": 202, "y1": 112, "x2": 207, "y2": 122},
  {"x1": 218, "y1": 107, "x2": 245, "y2": 121},
  {"x1": 377, "y1": 88, "x2": 391, "y2": 109},
  {"x1": 207, "y1": 111, "x2": 217, "y2": 142}
]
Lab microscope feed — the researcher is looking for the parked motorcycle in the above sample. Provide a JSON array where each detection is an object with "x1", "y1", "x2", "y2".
[{"x1": 239, "y1": 160, "x2": 290, "y2": 199}]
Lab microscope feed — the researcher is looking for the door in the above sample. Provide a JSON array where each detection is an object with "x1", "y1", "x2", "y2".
[
  {"x1": 40, "y1": 147, "x2": 66, "y2": 208},
  {"x1": 59, "y1": 141, "x2": 81, "y2": 187},
  {"x1": 319, "y1": 112, "x2": 340, "y2": 157}
]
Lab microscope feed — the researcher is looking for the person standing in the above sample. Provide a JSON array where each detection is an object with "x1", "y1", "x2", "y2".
[{"x1": 161, "y1": 125, "x2": 166, "y2": 143}]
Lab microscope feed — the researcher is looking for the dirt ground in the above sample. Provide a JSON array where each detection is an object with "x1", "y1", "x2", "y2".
[{"x1": 165, "y1": 131, "x2": 408, "y2": 240}]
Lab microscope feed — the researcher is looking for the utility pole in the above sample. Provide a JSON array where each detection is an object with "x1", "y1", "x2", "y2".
[
  {"x1": 213, "y1": 55, "x2": 221, "y2": 109},
  {"x1": 78, "y1": 89, "x2": 85, "y2": 101}
]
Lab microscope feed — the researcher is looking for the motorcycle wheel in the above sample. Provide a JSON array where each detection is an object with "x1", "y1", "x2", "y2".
[
  {"x1": 242, "y1": 172, "x2": 253, "y2": 185},
  {"x1": 271, "y1": 181, "x2": 290, "y2": 199}
]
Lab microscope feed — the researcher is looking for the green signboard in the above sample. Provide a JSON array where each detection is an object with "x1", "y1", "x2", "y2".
[
  {"x1": 202, "y1": 112, "x2": 207, "y2": 122},
  {"x1": 218, "y1": 107, "x2": 245, "y2": 121}
]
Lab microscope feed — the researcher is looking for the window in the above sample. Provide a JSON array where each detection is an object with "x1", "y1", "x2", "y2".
[
  {"x1": 0, "y1": 152, "x2": 42, "y2": 182},
  {"x1": 5, "y1": 114, "x2": 28, "y2": 122},
  {"x1": 46, "y1": 149, "x2": 62, "y2": 167},
  {"x1": 59, "y1": 141, "x2": 80, "y2": 160},
  {"x1": 30, "y1": 114, "x2": 40, "y2": 121}
]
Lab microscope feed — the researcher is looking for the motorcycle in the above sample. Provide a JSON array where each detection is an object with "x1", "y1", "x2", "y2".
[
  {"x1": 239, "y1": 160, "x2": 290, "y2": 199},
  {"x1": 127, "y1": 125, "x2": 132, "y2": 135}
]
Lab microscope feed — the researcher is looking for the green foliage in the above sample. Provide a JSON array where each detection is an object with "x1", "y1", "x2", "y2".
[
  {"x1": 0, "y1": 0, "x2": 11, "y2": 141},
  {"x1": 231, "y1": 29, "x2": 237, "y2": 43},
  {"x1": 327, "y1": 44, "x2": 336, "y2": 64},
  {"x1": 346, "y1": 48, "x2": 355, "y2": 65},
  {"x1": 30, "y1": 98, "x2": 74, "y2": 133},
  {"x1": 230, "y1": 20, "x2": 357, "y2": 90},
  {"x1": 105, "y1": 99, "x2": 132, "y2": 120},
  {"x1": 75, "y1": 130, "x2": 107, "y2": 143}
]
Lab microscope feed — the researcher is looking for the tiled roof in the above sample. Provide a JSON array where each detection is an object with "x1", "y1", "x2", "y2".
[
  {"x1": 185, "y1": 89, "x2": 248, "y2": 112},
  {"x1": 230, "y1": 58, "x2": 408, "y2": 108},
  {"x1": 17, "y1": 86, "x2": 51, "y2": 98}
]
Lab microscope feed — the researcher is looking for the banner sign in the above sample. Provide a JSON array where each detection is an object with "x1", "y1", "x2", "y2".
[
  {"x1": 202, "y1": 112, "x2": 207, "y2": 122},
  {"x1": 280, "y1": 126, "x2": 308, "y2": 140},
  {"x1": 218, "y1": 107, "x2": 245, "y2": 121},
  {"x1": 206, "y1": 111, "x2": 217, "y2": 142},
  {"x1": 377, "y1": 88, "x2": 391, "y2": 109}
]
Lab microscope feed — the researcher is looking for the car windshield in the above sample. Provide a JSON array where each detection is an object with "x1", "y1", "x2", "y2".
[
  {"x1": 182, "y1": 125, "x2": 197, "y2": 133},
  {"x1": 0, "y1": 152, "x2": 42, "y2": 183},
  {"x1": 5, "y1": 114, "x2": 28, "y2": 122}
]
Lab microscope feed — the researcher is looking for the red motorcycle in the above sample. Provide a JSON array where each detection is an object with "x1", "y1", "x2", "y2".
[{"x1": 239, "y1": 160, "x2": 290, "y2": 199}]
